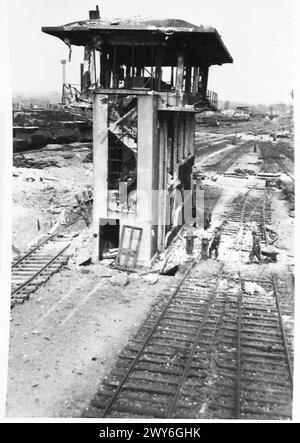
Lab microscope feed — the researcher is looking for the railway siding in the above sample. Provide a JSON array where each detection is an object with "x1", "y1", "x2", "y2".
[{"x1": 11, "y1": 235, "x2": 71, "y2": 307}]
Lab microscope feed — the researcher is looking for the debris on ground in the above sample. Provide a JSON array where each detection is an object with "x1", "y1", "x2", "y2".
[
  {"x1": 243, "y1": 281, "x2": 267, "y2": 295},
  {"x1": 142, "y1": 274, "x2": 159, "y2": 285},
  {"x1": 233, "y1": 168, "x2": 256, "y2": 175},
  {"x1": 110, "y1": 273, "x2": 129, "y2": 287}
]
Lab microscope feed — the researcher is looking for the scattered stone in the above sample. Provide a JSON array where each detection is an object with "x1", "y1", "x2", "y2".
[
  {"x1": 243, "y1": 281, "x2": 266, "y2": 296},
  {"x1": 49, "y1": 208, "x2": 61, "y2": 214},
  {"x1": 110, "y1": 274, "x2": 129, "y2": 287},
  {"x1": 143, "y1": 274, "x2": 159, "y2": 285}
]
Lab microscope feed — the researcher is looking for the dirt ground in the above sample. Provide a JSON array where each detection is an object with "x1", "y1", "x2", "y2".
[
  {"x1": 7, "y1": 124, "x2": 294, "y2": 418},
  {"x1": 12, "y1": 143, "x2": 92, "y2": 253}
]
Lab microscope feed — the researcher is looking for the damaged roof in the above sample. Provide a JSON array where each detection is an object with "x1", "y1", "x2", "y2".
[{"x1": 42, "y1": 17, "x2": 233, "y2": 66}]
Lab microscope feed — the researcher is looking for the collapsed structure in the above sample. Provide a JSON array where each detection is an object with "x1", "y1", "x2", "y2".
[{"x1": 42, "y1": 7, "x2": 232, "y2": 266}]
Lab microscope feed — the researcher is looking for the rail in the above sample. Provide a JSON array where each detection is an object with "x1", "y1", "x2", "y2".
[{"x1": 11, "y1": 236, "x2": 71, "y2": 306}]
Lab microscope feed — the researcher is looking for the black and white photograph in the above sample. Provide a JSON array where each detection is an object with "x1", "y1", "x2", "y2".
[{"x1": 0, "y1": 0, "x2": 298, "y2": 422}]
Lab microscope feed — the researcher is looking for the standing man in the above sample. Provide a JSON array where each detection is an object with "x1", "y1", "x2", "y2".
[
  {"x1": 249, "y1": 230, "x2": 262, "y2": 263},
  {"x1": 209, "y1": 227, "x2": 221, "y2": 259},
  {"x1": 201, "y1": 236, "x2": 209, "y2": 260},
  {"x1": 204, "y1": 210, "x2": 211, "y2": 230},
  {"x1": 185, "y1": 224, "x2": 196, "y2": 255}
]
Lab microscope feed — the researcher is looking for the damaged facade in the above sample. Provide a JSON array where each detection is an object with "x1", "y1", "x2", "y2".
[{"x1": 42, "y1": 9, "x2": 232, "y2": 266}]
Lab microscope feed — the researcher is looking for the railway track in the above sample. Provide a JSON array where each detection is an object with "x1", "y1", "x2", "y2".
[
  {"x1": 83, "y1": 186, "x2": 293, "y2": 419},
  {"x1": 11, "y1": 234, "x2": 71, "y2": 308},
  {"x1": 208, "y1": 274, "x2": 293, "y2": 420},
  {"x1": 274, "y1": 158, "x2": 294, "y2": 203}
]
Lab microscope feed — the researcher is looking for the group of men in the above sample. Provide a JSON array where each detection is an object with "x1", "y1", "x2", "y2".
[
  {"x1": 200, "y1": 228, "x2": 262, "y2": 263},
  {"x1": 201, "y1": 227, "x2": 221, "y2": 260}
]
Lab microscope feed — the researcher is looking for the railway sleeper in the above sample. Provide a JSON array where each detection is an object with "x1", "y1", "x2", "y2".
[
  {"x1": 241, "y1": 349, "x2": 285, "y2": 360},
  {"x1": 166, "y1": 308, "x2": 209, "y2": 318},
  {"x1": 12, "y1": 261, "x2": 64, "y2": 270},
  {"x1": 239, "y1": 342, "x2": 283, "y2": 353},
  {"x1": 118, "y1": 353, "x2": 209, "y2": 371},
  {"x1": 241, "y1": 313, "x2": 279, "y2": 322},
  {"x1": 11, "y1": 296, "x2": 27, "y2": 304},
  {"x1": 240, "y1": 320, "x2": 279, "y2": 329},
  {"x1": 105, "y1": 381, "x2": 175, "y2": 397},
  {"x1": 242, "y1": 303, "x2": 276, "y2": 312},
  {"x1": 241, "y1": 405, "x2": 292, "y2": 419},
  {"x1": 154, "y1": 325, "x2": 204, "y2": 337},
  {"x1": 144, "y1": 320, "x2": 201, "y2": 331},
  {"x1": 133, "y1": 337, "x2": 194, "y2": 350},
  {"x1": 242, "y1": 398, "x2": 291, "y2": 414},
  {"x1": 171, "y1": 299, "x2": 215, "y2": 309},
  {"x1": 241, "y1": 385, "x2": 292, "y2": 398},
  {"x1": 241, "y1": 375, "x2": 291, "y2": 387},
  {"x1": 240, "y1": 363, "x2": 289, "y2": 376},
  {"x1": 90, "y1": 397, "x2": 166, "y2": 418},
  {"x1": 240, "y1": 327, "x2": 281, "y2": 336},
  {"x1": 111, "y1": 365, "x2": 183, "y2": 378},
  {"x1": 105, "y1": 373, "x2": 179, "y2": 388},
  {"x1": 125, "y1": 344, "x2": 202, "y2": 359},
  {"x1": 127, "y1": 372, "x2": 208, "y2": 389}
]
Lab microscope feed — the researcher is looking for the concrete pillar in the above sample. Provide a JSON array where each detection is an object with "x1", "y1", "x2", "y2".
[
  {"x1": 100, "y1": 50, "x2": 107, "y2": 87},
  {"x1": 158, "y1": 116, "x2": 167, "y2": 251},
  {"x1": 173, "y1": 113, "x2": 178, "y2": 170},
  {"x1": 80, "y1": 63, "x2": 84, "y2": 92},
  {"x1": 82, "y1": 46, "x2": 91, "y2": 94},
  {"x1": 184, "y1": 114, "x2": 190, "y2": 157},
  {"x1": 136, "y1": 94, "x2": 157, "y2": 265},
  {"x1": 92, "y1": 94, "x2": 108, "y2": 262},
  {"x1": 185, "y1": 66, "x2": 192, "y2": 93},
  {"x1": 176, "y1": 54, "x2": 185, "y2": 95},
  {"x1": 192, "y1": 67, "x2": 200, "y2": 93},
  {"x1": 177, "y1": 116, "x2": 183, "y2": 162},
  {"x1": 190, "y1": 115, "x2": 195, "y2": 156},
  {"x1": 201, "y1": 65, "x2": 209, "y2": 100}
]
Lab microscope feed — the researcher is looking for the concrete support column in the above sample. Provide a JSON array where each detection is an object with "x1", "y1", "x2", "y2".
[
  {"x1": 185, "y1": 66, "x2": 192, "y2": 93},
  {"x1": 92, "y1": 94, "x2": 108, "y2": 262},
  {"x1": 176, "y1": 53, "x2": 185, "y2": 96},
  {"x1": 178, "y1": 115, "x2": 184, "y2": 161},
  {"x1": 190, "y1": 115, "x2": 195, "y2": 156},
  {"x1": 192, "y1": 67, "x2": 200, "y2": 93},
  {"x1": 158, "y1": 116, "x2": 167, "y2": 251},
  {"x1": 136, "y1": 94, "x2": 156, "y2": 265},
  {"x1": 184, "y1": 115, "x2": 190, "y2": 157},
  {"x1": 173, "y1": 113, "x2": 178, "y2": 172},
  {"x1": 201, "y1": 65, "x2": 209, "y2": 100},
  {"x1": 185, "y1": 114, "x2": 191, "y2": 156}
]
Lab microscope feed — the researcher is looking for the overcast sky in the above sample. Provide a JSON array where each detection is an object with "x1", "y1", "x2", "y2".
[{"x1": 8, "y1": 0, "x2": 294, "y2": 104}]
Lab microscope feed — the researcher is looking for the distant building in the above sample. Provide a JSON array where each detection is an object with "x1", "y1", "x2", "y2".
[{"x1": 235, "y1": 106, "x2": 250, "y2": 120}]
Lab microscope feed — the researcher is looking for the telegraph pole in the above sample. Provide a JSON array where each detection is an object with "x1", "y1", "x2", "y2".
[{"x1": 60, "y1": 59, "x2": 67, "y2": 105}]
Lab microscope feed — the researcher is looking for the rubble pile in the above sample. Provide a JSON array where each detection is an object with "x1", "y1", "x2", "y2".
[{"x1": 13, "y1": 108, "x2": 93, "y2": 151}]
